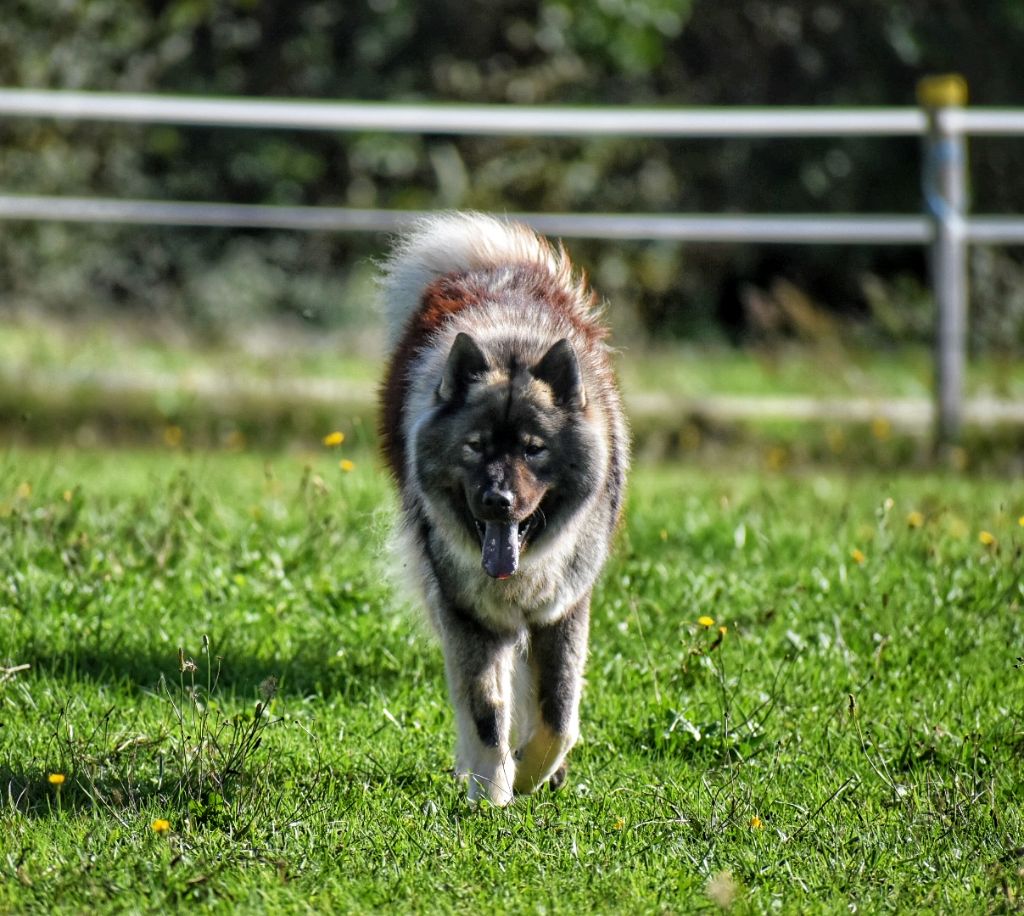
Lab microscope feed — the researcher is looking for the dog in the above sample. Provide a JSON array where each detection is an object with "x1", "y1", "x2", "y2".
[{"x1": 378, "y1": 212, "x2": 629, "y2": 805}]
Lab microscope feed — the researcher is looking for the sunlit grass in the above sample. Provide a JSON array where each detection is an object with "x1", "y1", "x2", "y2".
[{"x1": 1, "y1": 448, "x2": 1022, "y2": 912}]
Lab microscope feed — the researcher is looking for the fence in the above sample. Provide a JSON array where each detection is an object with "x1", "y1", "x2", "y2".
[{"x1": 2, "y1": 82, "x2": 1024, "y2": 445}]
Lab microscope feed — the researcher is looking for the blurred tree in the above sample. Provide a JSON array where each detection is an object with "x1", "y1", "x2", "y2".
[{"x1": 0, "y1": 0, "x2": 1023, "y2": 346}]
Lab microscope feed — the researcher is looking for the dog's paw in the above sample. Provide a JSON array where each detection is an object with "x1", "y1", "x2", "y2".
[{"x1": 467, "y1": 774, "x2": 514, "y2": 807}]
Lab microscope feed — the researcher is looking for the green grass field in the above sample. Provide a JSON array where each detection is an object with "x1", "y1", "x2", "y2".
[{"x1": 2, "y1": 446, "x2": 1022, "y2": 913}]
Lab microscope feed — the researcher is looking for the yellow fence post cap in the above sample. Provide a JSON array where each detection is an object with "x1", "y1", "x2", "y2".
[{"x1": 917, "y1": 74, "x2": 968, "y2": 108}]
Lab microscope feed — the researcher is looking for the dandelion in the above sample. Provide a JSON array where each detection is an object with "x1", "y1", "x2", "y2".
[
  {"x1": 906, "y1": 510, "x2": 924, "y2": 529},
  {"x1": 151, "y1": 818, "x2": 171, "y2": 834},
  {"x1": 15, "y1": 481, "x2": 32, "y2": 499},
  {"x1": 612, "y1": 816, "x2": 625, "y2": 830},
  {"x1": 718, "y1": 626, "x2": 728, "y2": 636},
  {"x1": 259, "y1": 676, "x2": 279, "y2": 702},
  {"x1": 339, "y1": 459, "x2": 356, "y2": 473},
  {"x1": 706, "y1": 870, "x2": 738, "y2": 909},
  {"x1": 979, "y1": 530, "x2": 997, "y2": 547},
  {"x1": 850, "y1": 548, "x2": 866, "y2": 565},
  {"x1": 62, "y1": 489, "x2": 74, "y2": 503},
  {"x1": 48, "y1": 772, "x2": 66, "y2": 815},
  {"x1": 698, "y1": 615, "x2": 715, "y2": 628},
  {"x1": 323, "y1": 431, "x2": 345, "y2": 447},
  {"x1": 659, "y1": 529, "x2": 668, "y2": 541},
  {"x1": 749, "y1": 816, "x2": 764, "y2": 830},
  {"x1": 1018, "y1": 515, "x2": 1024, "y2": 528}
]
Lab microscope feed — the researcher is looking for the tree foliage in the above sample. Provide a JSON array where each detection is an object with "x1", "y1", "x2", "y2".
[{"x1": 1, "y1": 0, "x2": 1023, "y2": 344}]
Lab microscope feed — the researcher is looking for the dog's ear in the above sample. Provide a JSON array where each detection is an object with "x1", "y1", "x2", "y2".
[
  {"x1": 437, "y1": 332, "x2": 489, "y2": 402},
  {"x1": 532, "y1": 338, "x2": 587, "y2": 410}
]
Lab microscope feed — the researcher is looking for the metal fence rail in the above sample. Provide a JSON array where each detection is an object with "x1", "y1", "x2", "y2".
[
  {"x1": 0, "y1": 89, "x2": 932, "y2": 136},
  {"x1": 2, "y1": 85, "x2": 1024, "y2": 444},
  {"x1": 0, "y1": 195, "x2": 938, "y2": 243}
]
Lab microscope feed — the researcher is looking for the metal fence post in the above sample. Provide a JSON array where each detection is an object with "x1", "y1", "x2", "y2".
[{"x1": 918, "y1": 74, "x2": 969, "y2": 449}]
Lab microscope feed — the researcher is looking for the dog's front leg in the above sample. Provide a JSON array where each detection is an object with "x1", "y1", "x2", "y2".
[
  {"x1": 437, "y1": 605, "x2": 517, "y2": 806},
  {"x1": 515, "y1": 595, "x2": 590, "y2": 794}
]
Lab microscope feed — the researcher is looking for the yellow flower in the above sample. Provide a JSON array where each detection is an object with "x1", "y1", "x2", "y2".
[
  {"x1": 163, "y1": 425, "x2": 183, "y2": 448},
  {"x1": 322, "y1": 431, "x2": 345, "y2": 447},
  {"x1": 979, "y1": 530, "x2": 997, "y2": 547},
  {"x1": 750, "y1": 816, "x2": 764, "y2": 830},
  {"x1": 718, "y1": 626, "x2": 728, "y2": 636},
  {"x1": 47, "y1": 773, "x2": 65, "y2": 786},
  {"x1": 906, "y1": 511, "x2": 924, "y2": 529},
  {"x1": 659, "y1": 529, "x2": 668, "y2": 541},
  {"x1": 850, "y1": 548, "x2": 866, "y2": 565},
  {"x1": 698, "y1": 615, "x2": 714, "y2": 628},
  {"x1": 15, "y1": 481, "x2": 32, "y2": 499},
  {"x1": 151, "y1": 818, "x2": 171, "y2": 833},
  {"x1": 613, "y1": 816, "x2": 625, "y2": 830},
  {"x1": 339, "y1": 459, "x2": 356, "y2": 472},
  {"x1": 1018, "y1": 515, "x2": 1024, "y2": 528}
]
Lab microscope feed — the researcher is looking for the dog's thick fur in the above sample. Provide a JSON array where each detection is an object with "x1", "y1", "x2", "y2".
[{"x1": 379, "y1": 213, "x2": 628, "y2": 805}]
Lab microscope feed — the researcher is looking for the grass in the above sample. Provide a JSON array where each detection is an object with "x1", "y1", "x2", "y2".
[
  {"x1": 6, "y1": 315, "x2": 1024, "y2": 472},
  {"x1": 1, "y1": 445, "x2": 1023, "y2": 913},
  {"x1": 6, "y1": 313, "x2": 1024, "y2": 401}
]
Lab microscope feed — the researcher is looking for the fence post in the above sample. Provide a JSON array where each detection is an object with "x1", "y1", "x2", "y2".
[{"x1": 918, "y1": 74, "x2": 969, "y2": 450}]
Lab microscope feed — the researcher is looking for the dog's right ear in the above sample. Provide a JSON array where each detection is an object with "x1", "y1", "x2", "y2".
[{"x1": 437, "y1": 332, "x2": 489, "y2": 402}]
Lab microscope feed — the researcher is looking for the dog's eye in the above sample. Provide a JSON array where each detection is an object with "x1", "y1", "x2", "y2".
[
  {"x1": 465, "y1": 438, "x2": 483, "y2": 454},
  {"x1": 523, "y1": 441, "x2": 548, "y2": 459}
]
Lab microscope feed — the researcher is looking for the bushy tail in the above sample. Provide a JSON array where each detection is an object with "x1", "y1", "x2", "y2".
[{"x1": 378, "y1": 211, "x2": 591, "y2": 349}]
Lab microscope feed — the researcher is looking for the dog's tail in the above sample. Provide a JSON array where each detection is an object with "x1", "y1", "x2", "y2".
[{"x1": 379, "y1": 211, "x2": 595, "y2": 350}]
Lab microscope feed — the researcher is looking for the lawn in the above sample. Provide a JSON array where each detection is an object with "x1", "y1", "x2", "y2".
[{"x1": 1, "y1": 446, "x2": 1022, "y2": 913}]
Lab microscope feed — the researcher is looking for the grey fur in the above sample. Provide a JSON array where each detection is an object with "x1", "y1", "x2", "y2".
[{"x1": 381, "y1": 214, "x2": 629, "y2": 805}]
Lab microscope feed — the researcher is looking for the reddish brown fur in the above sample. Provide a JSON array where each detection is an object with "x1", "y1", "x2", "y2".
[
  {"x1": 378, "y1": 263, "x2": 606, "y2": 486},
  {"x1": 379, "y1": 272, "x2": 482, "y2": 484}
]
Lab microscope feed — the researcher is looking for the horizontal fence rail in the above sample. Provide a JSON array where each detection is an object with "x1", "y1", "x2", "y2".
[
  {"x1": 0, "y1": 89, "x2": 932, "y2": 136},
  {"x1": 3, "y1": 88, "x2": 1024, "y2": 137},
  {"x1": 0, "y1": 195, "x2": 938, "y2": 243},
  {"x1": 2, "y1": 87, "x2": 1024, "y2": 445},
  {"x1": 5, "y1": 197, "x2": 1024, "y2": 246}
]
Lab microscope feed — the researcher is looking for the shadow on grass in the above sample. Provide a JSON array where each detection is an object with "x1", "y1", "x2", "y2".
[{"x1": 20, "y1": 633, "x2": 435, "y2": 704}]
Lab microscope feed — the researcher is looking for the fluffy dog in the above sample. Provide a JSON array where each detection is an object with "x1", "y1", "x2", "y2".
[{"x1": 378, "y1": 213, "x2": 628, "y2": 805}]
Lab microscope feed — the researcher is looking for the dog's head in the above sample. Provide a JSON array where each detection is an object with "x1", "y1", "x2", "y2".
[{"x1": 415, "y1": 332, "x2": 600, "y2": 579}]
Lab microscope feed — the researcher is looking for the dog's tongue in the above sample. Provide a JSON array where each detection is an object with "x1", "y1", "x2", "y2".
[{"x1": 482, "y1": 521, "x2": 519, "y2": 579}]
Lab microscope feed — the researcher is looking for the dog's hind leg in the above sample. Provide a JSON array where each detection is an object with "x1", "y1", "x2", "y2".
[
  {"x1": 514, "y1": 595, "x2": 590, "y2": 794},
  {"x1": 437, "y1": 606, "x2": 519, "y2": 806}
]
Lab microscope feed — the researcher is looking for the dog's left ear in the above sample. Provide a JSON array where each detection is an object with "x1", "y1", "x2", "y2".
[
  {"x1": 532, "y1": 338, "x2": 587, "y2": 410},
  {"x1": 438, "y1": 332, "x2": 489, "y2": 402}
]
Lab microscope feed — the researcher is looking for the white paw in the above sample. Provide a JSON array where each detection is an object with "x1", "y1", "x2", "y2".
[
  {"x1": 461, "y1": 746, "x2": 516, "y2": 806},
  {"x1": 513, "y1": 722, "x2": 575, "y2": 794}
]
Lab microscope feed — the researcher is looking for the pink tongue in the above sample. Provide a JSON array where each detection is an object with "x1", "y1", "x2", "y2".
[{"x1": 482, "y1": 522, "x2": 519, "y2": 579}]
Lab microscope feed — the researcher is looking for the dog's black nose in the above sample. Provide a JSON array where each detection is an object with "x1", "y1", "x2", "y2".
[{"x1": 482, "y1": 488, "x2": 514, "y2": 510}]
